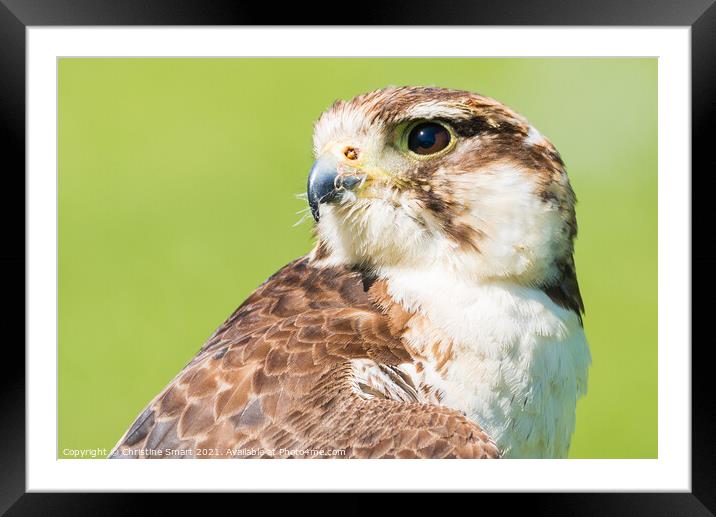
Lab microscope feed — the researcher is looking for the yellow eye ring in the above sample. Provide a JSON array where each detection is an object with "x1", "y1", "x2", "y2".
[{"x1": 401, "y1": 120, "x2": 457, "y2": 160}]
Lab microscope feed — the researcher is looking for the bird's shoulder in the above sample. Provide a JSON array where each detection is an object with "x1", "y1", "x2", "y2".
[
  {"x1": 198, "y1": 256, "x2": 412, "y2": 363},
  {"x1": 109, "y1": 256, "x2": 499, "y2": 459}
]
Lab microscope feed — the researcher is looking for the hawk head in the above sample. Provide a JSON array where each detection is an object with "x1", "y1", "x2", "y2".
[{"x1": 307, "y1": 86, "x2": 580, "y2": 296}]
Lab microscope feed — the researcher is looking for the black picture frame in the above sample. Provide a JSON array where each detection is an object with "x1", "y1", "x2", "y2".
[{"x1": 1, "y1": 0, "x2": 710, "y2": 512}]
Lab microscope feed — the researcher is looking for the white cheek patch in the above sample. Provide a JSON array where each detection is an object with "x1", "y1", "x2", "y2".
[
  {"x1": 463, "y1": 164, "x2": 564, "y2": 282},
  {"x1": 316, "y1": 162, "x2": 566, "y2": 284}
]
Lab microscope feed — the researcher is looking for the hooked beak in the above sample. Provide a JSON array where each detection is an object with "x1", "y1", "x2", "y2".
[{"x1": 307, "y1": 154, "x2": 365, "y2": 221}]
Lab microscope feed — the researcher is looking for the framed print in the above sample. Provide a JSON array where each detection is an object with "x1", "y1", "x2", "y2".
[{"x1": 2, "y1": 0, "x2": 711, "y2": 512}]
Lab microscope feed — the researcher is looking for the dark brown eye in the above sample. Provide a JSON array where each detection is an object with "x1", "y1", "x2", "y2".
[{"x1": 407, "y1": 122, "x2": 452, "y2": 156}]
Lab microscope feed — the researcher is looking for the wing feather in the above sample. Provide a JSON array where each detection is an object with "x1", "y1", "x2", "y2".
[{"x1": 109, "y1": 257, "x2": 499, "y2": 459}]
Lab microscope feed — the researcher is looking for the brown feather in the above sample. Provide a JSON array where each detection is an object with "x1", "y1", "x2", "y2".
[{"x1": 109, "y1": 257, "x2": 499, "y2": 459}]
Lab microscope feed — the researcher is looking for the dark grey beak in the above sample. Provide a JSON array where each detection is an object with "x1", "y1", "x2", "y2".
[
  {"x1": 307, "y1": 155, "x2": 363, "y2": 221},
  {"x1": 307, "y1": 154, "x2": 339, "y2": 222}
]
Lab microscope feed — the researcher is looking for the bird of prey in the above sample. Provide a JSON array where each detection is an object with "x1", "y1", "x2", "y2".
[{"x1": 110, "y1": 86, "x2": 591, "y2": 459}]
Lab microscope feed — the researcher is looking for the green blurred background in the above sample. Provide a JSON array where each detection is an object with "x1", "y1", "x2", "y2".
[{"x1": 58, "y1": 58, "x2": 657, "y2": 459}]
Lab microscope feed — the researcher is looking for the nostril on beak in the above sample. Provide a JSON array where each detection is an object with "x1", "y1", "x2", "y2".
[{"x1": 337, "y1": 174, "x2": 363, "y2": 190}]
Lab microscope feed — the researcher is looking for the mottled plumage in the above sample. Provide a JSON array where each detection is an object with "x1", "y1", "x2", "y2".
[{"x1": 111, "y1": 258, "x2": 497, "y2": 459}]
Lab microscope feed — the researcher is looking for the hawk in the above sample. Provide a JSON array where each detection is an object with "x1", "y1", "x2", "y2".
[{"x1": 110, "y1": 86, "x2": 591, "y2": 459}]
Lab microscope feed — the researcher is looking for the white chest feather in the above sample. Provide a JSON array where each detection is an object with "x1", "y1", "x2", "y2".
[{"x1": 383, "y1": 267, "x2": 591, "y2": 458}]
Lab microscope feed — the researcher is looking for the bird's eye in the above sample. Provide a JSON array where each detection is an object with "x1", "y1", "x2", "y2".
[{"x1": 407, "y1": 122, "x2": 452, "y2": 156}]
